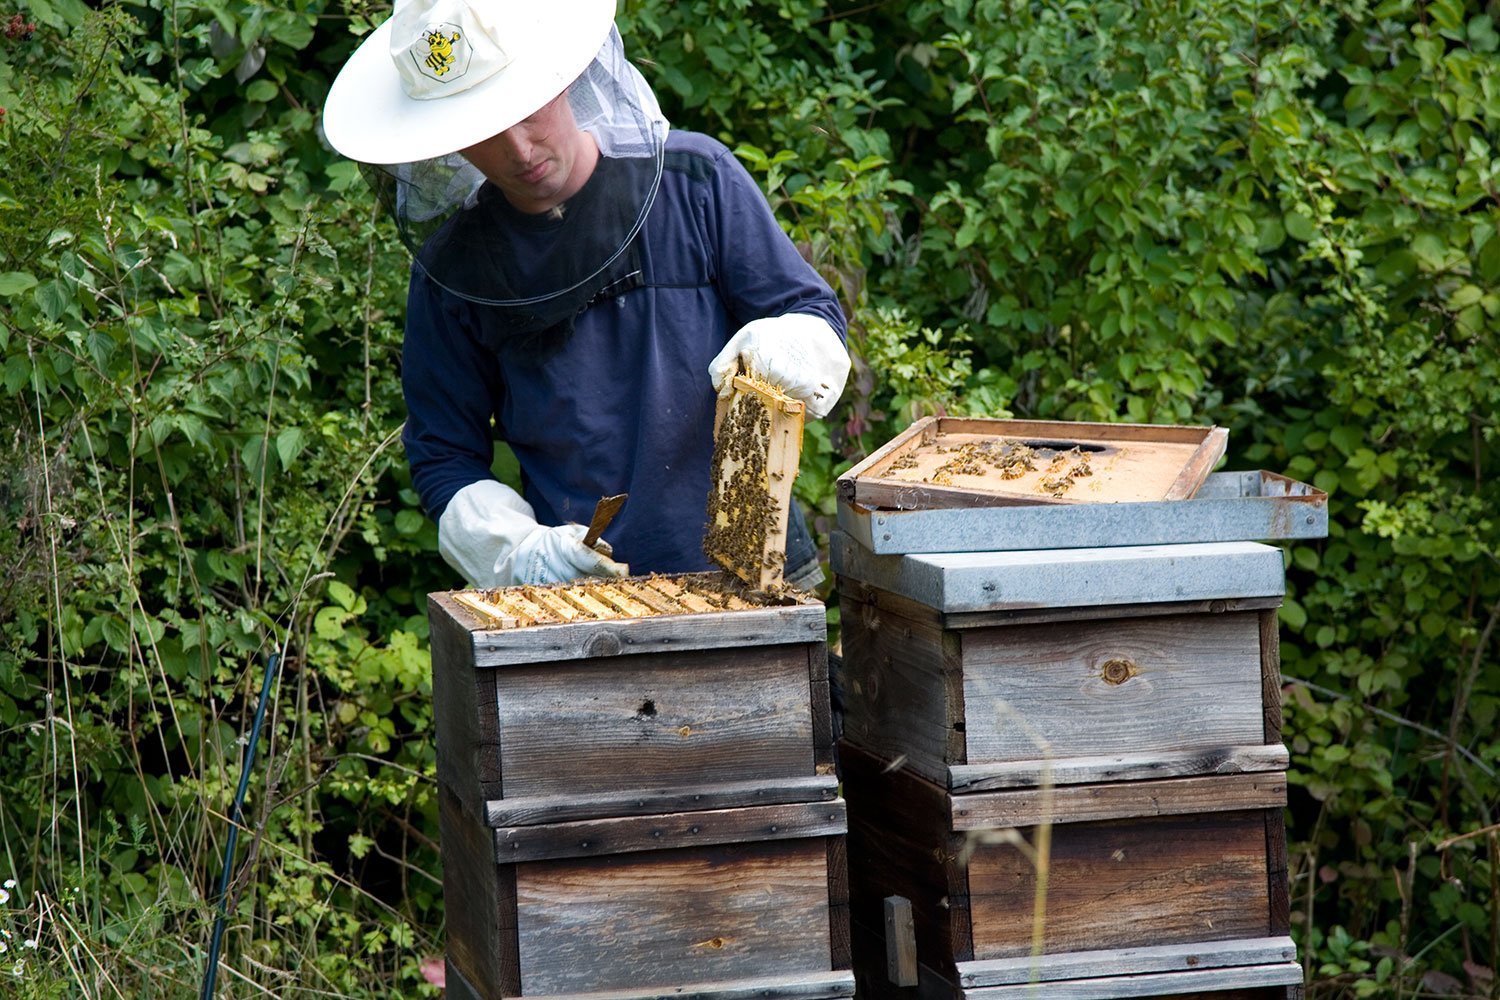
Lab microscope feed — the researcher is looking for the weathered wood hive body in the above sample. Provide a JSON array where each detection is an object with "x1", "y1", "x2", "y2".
[
  {"x1": 833, "y1": 419, "x2": 1320, "y2": 1000},
  {"x1": 429, "y1": 573, "x2": 851, "y2": 1000}
]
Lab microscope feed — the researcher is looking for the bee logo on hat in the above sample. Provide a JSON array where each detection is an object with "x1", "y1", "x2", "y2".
[{"x1": 414, "y1": 23, "x2": 470, "y2": 81}]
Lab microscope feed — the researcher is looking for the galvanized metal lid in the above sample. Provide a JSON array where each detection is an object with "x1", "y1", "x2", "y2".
[
  {"x1": 831, "y1": 534, "x2": 1286, "y2": 613},
  {"x1": 839, "y1": 470, "x2": 1327, "y2": 556}
]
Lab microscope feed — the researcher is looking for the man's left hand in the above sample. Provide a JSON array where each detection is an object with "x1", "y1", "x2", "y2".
[{"x1": 709, "y1": 313, "x2": 850, "y2": 419}]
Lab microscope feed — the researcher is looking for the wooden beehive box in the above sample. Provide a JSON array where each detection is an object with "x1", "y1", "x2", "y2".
[
  {"x1": 831, "y1": 538, "x2": 1301, "y2": 1000},
  {"x1": 440, "y1": 784, "x2": 852, "y2": 1000},
  {"x1": 705, "y1": 375, "x2": 805, "y2": 590},
  {"x1": 839, "y1": 417, "x2": 1227, "y2": 511},
  {"x1": 429, "y1": 573, "x2": 851, "y2": 1000}
]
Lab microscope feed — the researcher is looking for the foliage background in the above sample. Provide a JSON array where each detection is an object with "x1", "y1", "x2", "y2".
[{"x1": 1, "y1": 0, "x2": 1496, "y2": 996}]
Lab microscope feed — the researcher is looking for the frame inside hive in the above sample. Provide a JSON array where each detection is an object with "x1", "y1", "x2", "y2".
[
  {"x1": 451, "y1": 571, "x2": 814, "y2": 629},
  {"x1": 703, "y1": 375, "x2": 805, "y2": 591}
]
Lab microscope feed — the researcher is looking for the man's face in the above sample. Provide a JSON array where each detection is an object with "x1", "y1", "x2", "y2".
[{"x1": 459, "y1": 92, "x2": 598, "y2": 214}]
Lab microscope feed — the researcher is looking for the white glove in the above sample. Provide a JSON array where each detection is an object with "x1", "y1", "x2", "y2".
[
  {"x1": 437, "y1": 480, "x2": 629, "y2": 588},
  {"x1": 708, "y1": 313, "x2": 850, "y2": 419}
]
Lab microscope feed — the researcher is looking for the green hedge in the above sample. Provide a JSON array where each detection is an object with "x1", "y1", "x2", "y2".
[{"x1": 1, "y1": 0, "x2": 1495, "y2": 996}]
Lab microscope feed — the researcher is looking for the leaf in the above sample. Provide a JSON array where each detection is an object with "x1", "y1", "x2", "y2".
[
  {"x1": 1448, "y1": 284, "x2": 1483, "y2": 309},
  {"x1": 4, "y1": 355, "x2": 32, "y2": 393},
  {"x1": 1256, "y1": 216, "x2": 1286, "y2": 252},
  {"x1": 0, "y1": 272, "x2": 38, "y2": 296},
  {"x1": 275, "y1": 427, "x2": 305, "y2": 472},
  {"x1": 1470, "y1": 14, "x2": 1499, "y2": 52},
  {"x1": 101, "y1": 615, "x2": 131, "y2": 654},
  {"x1": 327, "y1": 580, "x2": 357, "y2": 611},
  {"x1": 1410, "y1": 232, "x2": 1448, "y2": 269},
  {"x1": 244, "y1": 79, "x2": 278, "y2": 103},
  {"x1": 1373, "y1": 249, "x2": 1417, "y2": 285},
  {"x1": 33, "y1": 279, "x2": 72, "y2": 320},
  {"x1": 314, "y1": 606, "x2": 349, "y2": 641},
  {"x1": 394, "y1": 510, "x2": 424, "y2": 536},
  {"x1": 132, "y1": 611, "x2": 166, "y2": 646},
  {"x1": 1283, "y1": 211, "x2": 1316, "y2": 242}
]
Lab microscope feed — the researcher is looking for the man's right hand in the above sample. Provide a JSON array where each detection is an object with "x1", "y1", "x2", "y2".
[{"x1": 438, "y1": 480, "x2": 628, "y2": 588}]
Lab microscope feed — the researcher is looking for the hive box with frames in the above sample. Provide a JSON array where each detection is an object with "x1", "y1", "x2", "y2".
[
  {"x1": 833, "y1": 418, "x2": 1321, "y2": 1000},
  {"x1": 428, "y1": 376, "x2": 848, "y2": 1000}
]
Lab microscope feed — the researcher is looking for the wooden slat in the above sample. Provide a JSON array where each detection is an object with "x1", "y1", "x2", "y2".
[
  {"x1": 963, "y1": 963, "x2": 1304, "y2": 998},
  {"x1": 521, "y1": 971, "x2": 856, "y2": 1000},
  {"x1": 559, "y1": 585, "x2": 623, "y2": 619},
  {"x1": 709, "y1": 588, "x2": 757, "y2": 610},
  {"x1": 958, "y1": 613, "x2": 1266, "y2": 765},
  {"x1": 838, "y1": 594, "x2": 966, "y2": 784},
  {"x1": 966, "y1": 810, "x2": 1274, "y2": 959},
  {"x1": 471, "y1": 604, "x2": 827, "y2": 666},
  {"x1": 885, "y1": 896, "x2": 919, "y2": 986},
  {"x1": 1260, "y1": 608, "x2": 1284, "y2": 743},
  {"x1": 442, "y1": 962, "x2": 483, "y2": 1000},
  {"x1": 486, "y1": 776, "x2": 838, "y2": 827},
  {"x1": 495, "y1": 801, "x2": 847, "y2": 863},
  {"x1": 490, "y1": 643, "x2": 815, "y2": 799},
  {"x1": 439, "y1": 785, "x2": 520, "y2": 996},
  {"x1": 947, "y1": 745, "x2": 1289, "y2": 792},
  {"x1": 836, "y1": 417, "x2": 937, "y2": 504},
  {"x1": 1265, "y1": 808, "x2": 1292, "y2": 935},
  {"x1": 938, "y1": 596, "x2": 1284, "y2": 631},
  {"x1": 840, "y1": 744, "x2": 974, "y2": 975},
  {"x1": 761, "y1": 381, "x2": 805, "y2": 590},
  {"x1": 592, "y1": 582, "x2": 655, "y2": 617},
  {"x1": 522, "y1": 586, "x2": 582, "y2": 622},
  {"x1": 1164, "y1": 425, "x2": 1228, "y2": 500},
  {"x1": 934, "y1": 417, "x2": 1224, "y2": 445},
  {"x1": 451, "y1": 591, "x2": 520, "y2": 628},
  {"x1": 827, "y1": 835, "x2": 852, "y2": 970},
  {"x1": 617, "y1": 580, "x2": 686, "y2": 615},
  {"x1": 950, "y1": 773, "x2": 1287, "y2": 830},
  {"x1": 429, "y1": 593, "x2": 498, "y2": 810},
  {"x1": 645, "y1": 576, "x2": 719, "y2": 613},
  {"x1": 501, "y1": 589, "x2": 555, "y2": 623},
  {"x1": 958, "y1": 936, "x2": 1296, "y2": 987},
  {"x1": 810, "y1": 678, "x2": 834, "y2": 768},
  {"x1": 515, "y1": 840, "x2": 835, "y2": 994}
]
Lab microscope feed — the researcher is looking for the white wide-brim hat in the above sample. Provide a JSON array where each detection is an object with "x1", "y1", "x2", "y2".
[{"x1": 324, "y1": 0, "x2": 618, "y2": 165}]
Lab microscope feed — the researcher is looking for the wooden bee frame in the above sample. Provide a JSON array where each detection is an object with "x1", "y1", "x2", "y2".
[{"x1": 705, "y1": 375, "x2": 805, "y2": 590}]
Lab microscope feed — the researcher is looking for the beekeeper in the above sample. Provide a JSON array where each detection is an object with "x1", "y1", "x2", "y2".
[{"x1": 322, "y1": 0, "x2": 849, "y2": 590}]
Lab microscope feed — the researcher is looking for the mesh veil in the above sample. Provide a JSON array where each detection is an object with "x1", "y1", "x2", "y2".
[{"x1": 361, "y1": 27, "x2": 667, "y2": 329}]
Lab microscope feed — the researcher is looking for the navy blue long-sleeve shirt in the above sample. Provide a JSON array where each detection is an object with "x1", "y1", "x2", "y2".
[{"x1": 400, "y1": 130, "x2": 847, "y2": 575}]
